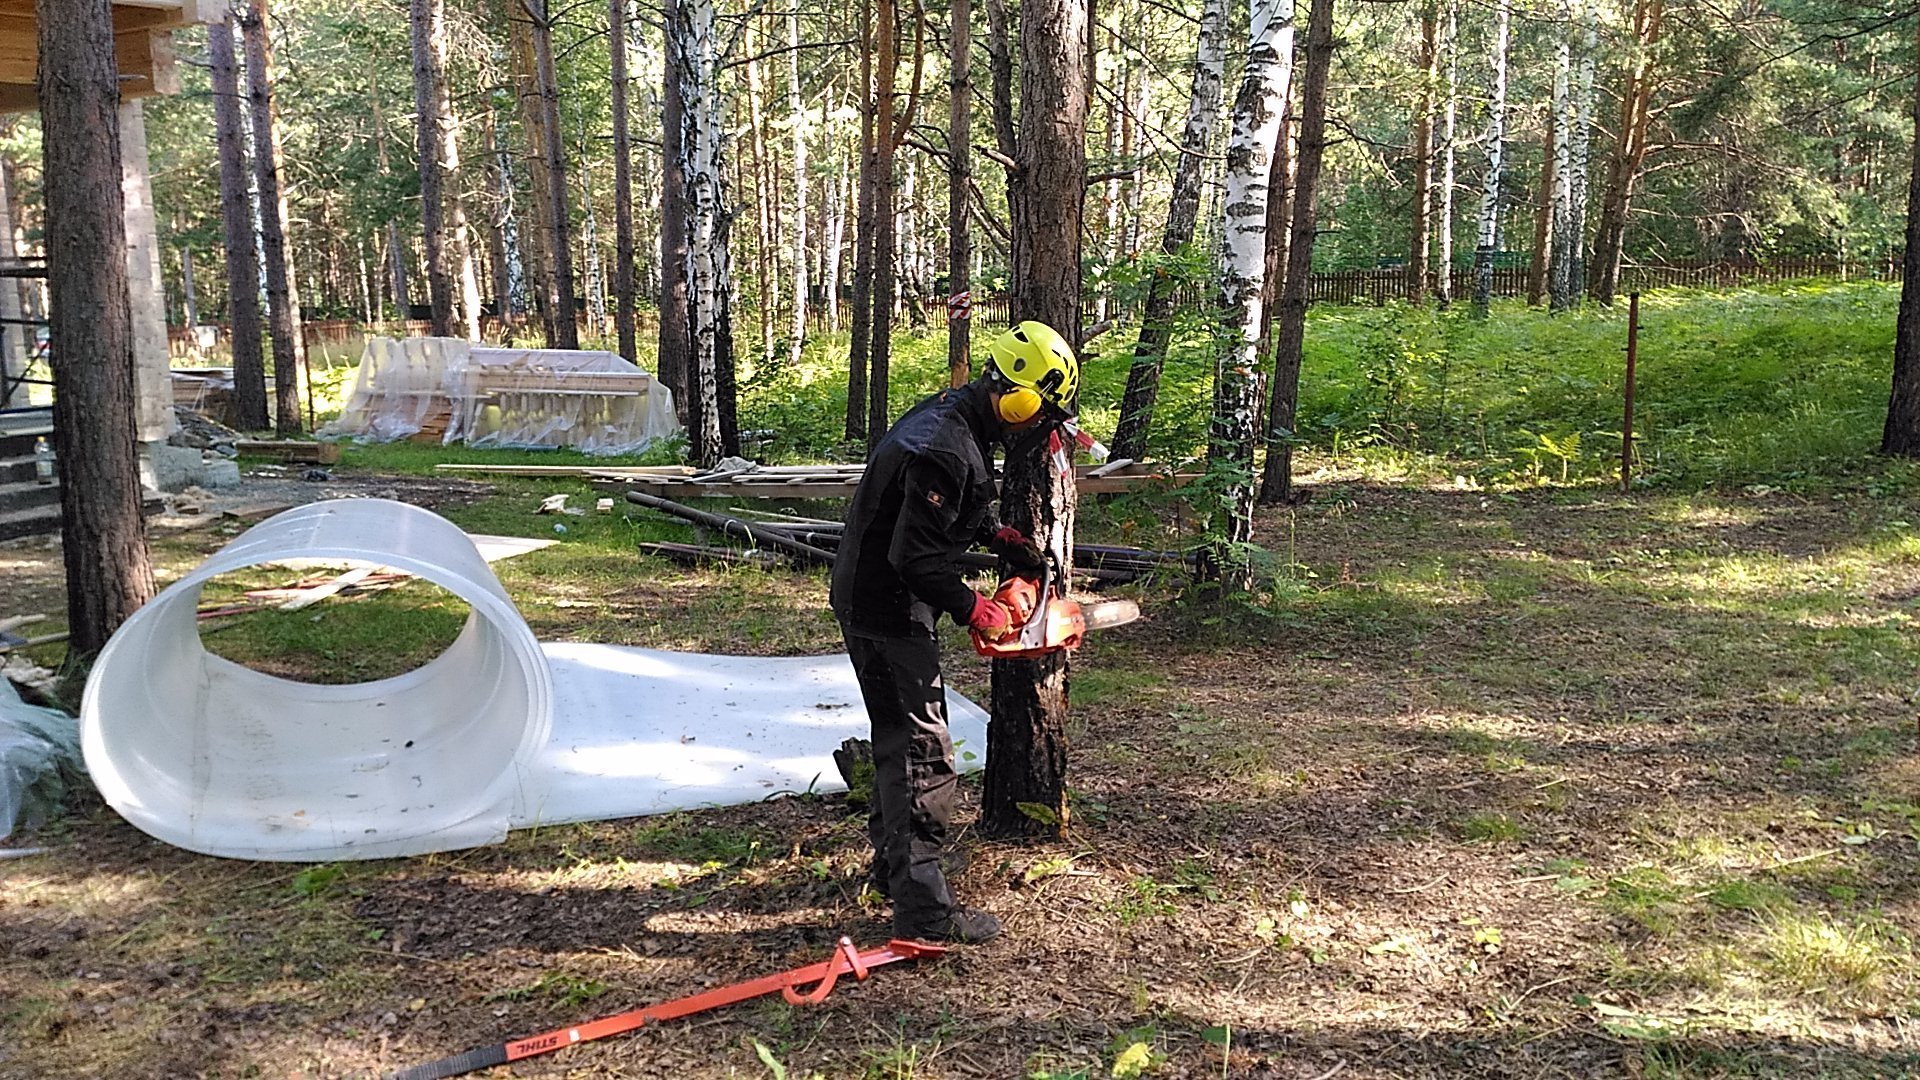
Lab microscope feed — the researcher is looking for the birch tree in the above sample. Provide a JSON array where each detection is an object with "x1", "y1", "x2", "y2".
[
  {"x1": 210, "y1": 13, "x2": 268, "y2": 430},
  {"x1": 671, "y1": 0, "x2": 733, "y2": 464},
  {"x1": 1212, "y1": 0, "x2": 1296, "y2": 562},
  {"x1": 788, "y1": 10, "x2": 810, "y2": 369},
  {"x1": 1258, "y1": 0, "x2": 1333, "y2": 506},
  {"x1": 1110, "y1": 0, "x2": 1226, "y2": 463},
  {"x1": 1471, "y1": 0, "x2": 1510, "y2": 318},
  {"x1": 1548, "y1": 0, "x2": 1596, "y2": 313},
  {"x1": 1435, "y1": 0, "x2": 1458, "y2": 308}
]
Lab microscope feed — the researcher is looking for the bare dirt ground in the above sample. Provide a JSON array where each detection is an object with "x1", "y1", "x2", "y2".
[{"x1": 4, "y1": 471, "x2": 1918, "y2": 1079}]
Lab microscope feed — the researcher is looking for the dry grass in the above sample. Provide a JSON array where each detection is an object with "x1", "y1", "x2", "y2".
[{"x1": 4, "y1": 468, "x2": 1920, "y2": 1078}]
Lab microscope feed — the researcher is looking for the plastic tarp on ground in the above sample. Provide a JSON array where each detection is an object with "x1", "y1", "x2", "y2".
[
  {"x1": 79, "y1": 499, "x2": 987, "y2": 861},
  {"x1": 320, "y1": 337, "x2": 680, "y2": 455}
]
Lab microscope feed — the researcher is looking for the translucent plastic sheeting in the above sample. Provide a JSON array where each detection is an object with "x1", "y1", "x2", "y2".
[
  {"x1": 81, "y1": 499, "x2": 988, "y2": 861},
  {"x1": 320, "y1": 338, "x2": 680, "y2": 455}
]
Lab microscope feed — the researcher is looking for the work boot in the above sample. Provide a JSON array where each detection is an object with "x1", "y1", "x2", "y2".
[
  {"x1": 866, "y1": 848, "x2": 970, "y2": 901},
  {"x1": 898, "y1": 904, "x2": 1001, "y2": 945}
]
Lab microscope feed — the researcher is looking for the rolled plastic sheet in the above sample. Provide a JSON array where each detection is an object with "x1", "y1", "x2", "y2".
[
  {"x1": 79, "y1": 500, "x2": 994, "y2": 862},
  {"x1": 81, "y1": 499, "x2": 553, "y2": 861}
]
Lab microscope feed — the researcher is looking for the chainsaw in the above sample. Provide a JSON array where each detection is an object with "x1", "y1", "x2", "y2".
[{"x1": 970, "y1": 558, "x2": 1140, "y2": 659}]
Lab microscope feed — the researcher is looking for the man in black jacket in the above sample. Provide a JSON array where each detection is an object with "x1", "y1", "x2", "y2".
[{"x1": 830, "y1": 320, "x2": 1080, "y2": 944}]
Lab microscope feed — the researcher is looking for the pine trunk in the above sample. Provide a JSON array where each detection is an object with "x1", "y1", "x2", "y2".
[
  {"x1": 1110, "y1": 0, "x2": 1225, "y2": 463},
  {"x1": 1589, "y1": 0, "x2": 1663, "y2": 305},
  {"x1": 846, "y1": 0, "x2": 876, "y2": 444},
  {"x1": 1435, "y1": 0, "x2": 1457, "y2": 308},
  {"x1": 1408, "y1": 2, "x2": 1437, "y2": 306},
  {"x1": 867, "y1": 0, "x2": 899, "y2": 449},
  {"x1": 529, "y1": 0, "x2": 579, "y2": 348},
  {"x1": 1527, "y1": 119, "x2": 1555, "y2": 308},
  {"x1": 1470, "y1": 0, "x2": 1509, "y2": 318},
  {"x1": 984, "y1": 0, "x2": 1086, "y2": 842},
  {"x1": 243, "y1": 0, "x2": 307, "y2": 435},
  {"x1": 947, "y1": 0, "x2": 972, "y2": 387},
  {"x1": 1256, "y1": 0, "x2": 1332, "y2": 506},
  {"x1": 1213, "y1": 0, "x2": 1296, "y2": 566},
  {"x1": 211, "y1": 14, "x2": 268, "y2": 429},
  {"x1": 38, "y1": 0, "x2": 156, "y2": 659},
  {"x1": 506, "y1": 0, "x2": 555, "y2": 339},
  {"x1": 1884, "y1": 14, "x2": 1920, "y2": 457},
  {"x1": 411, "y1": 0, "x2": 455, "y2": 336},
  {"x1": 659, "y1": 0, "x2": 691, "y2": 420}
]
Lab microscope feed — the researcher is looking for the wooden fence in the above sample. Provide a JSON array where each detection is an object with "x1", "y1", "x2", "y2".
[{"x1": 1304, "y1": 257, "x2": 1902, "y2": 306}]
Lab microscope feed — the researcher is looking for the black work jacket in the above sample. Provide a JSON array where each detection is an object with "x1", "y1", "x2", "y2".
[{"x1": 831, "y1": 382, "x2": 1000, "y2": 637}]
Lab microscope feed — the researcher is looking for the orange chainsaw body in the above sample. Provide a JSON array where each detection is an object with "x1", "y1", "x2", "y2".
[{"x1": 970, "y1": 575, "x2": 1087, "y2": 658}]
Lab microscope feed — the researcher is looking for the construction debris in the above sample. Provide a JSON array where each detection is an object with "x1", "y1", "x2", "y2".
[{"x1": 623, "y1": 492, "x2": 1200, "y2": 585}]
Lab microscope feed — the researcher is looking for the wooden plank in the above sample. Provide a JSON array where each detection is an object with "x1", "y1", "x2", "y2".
[
  {"x1": 432, "y1": 463, "x2": 696, "y2": 477},
  {"x1": 593, "y1": 471, "x2": 1199, "y2": 500}
]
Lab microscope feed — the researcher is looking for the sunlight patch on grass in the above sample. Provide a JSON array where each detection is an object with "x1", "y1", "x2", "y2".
[{"x1": 1749, "y1": 910, "x2": 1903, "y2": 997}]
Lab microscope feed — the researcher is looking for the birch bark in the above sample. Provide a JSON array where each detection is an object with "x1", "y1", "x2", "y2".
[
  {"x1": 1213, "y1": 0, "x2": 1297, "y2": 559},
  {"x1": 1471, "y1": 0, "x2": 1510, "y2": 318}
]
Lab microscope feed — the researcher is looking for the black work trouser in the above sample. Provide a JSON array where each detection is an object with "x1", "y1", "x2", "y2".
[{"x1": 841, "y1": 626, "x2": 958, "y2": 931}]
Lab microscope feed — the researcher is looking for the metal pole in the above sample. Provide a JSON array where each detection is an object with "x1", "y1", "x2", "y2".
[{"x1": 1622, "y1": 291, "x2": 1639, "y2": 492}]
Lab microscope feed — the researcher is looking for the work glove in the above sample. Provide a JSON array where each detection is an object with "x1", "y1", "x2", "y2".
[
  {"x1": 967, "y1": 593, "x2": 1015, "y2": 639},
  {"x1": 987, "y1": 526, "x2": 1046, "y2": 574}
]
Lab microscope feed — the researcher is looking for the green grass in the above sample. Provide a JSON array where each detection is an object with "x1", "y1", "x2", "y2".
[{"x1": 710, "y1": 281, "x2": 1920, "y2": 496}]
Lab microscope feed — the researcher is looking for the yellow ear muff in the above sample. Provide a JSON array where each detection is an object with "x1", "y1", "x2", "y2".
[{"x1": 996, "y1": 386, "x2": 1042, "y2": 424}]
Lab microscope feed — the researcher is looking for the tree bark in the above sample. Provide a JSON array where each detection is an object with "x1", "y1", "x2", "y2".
[
  {"x1": 611, "y1": 0, "x2": 636, "y2": 358},
  {"x1": 866, "y1": 0, "x2": 902, "y2": 448},
  {"x1": 788, "y1": 10, "x2": 810, "y2": 369},
  {"x1": 659, "y1": 0, "x2": 691, "y2": 420},
  {"x1": 1257, "y1": 0, "x2": 1332, "y2": 506},
  {"x1": 984, "y1": 0, "x2": 1086, "y2": 842},
  {"x1": 1435, "y1": 0, "x2": 1457, "y2": 308},
  {"x1": 1408, "y1": 2, "x2": 1437, "y2": 306},
  {"x1": 1110, "y1": 0, "x2": 1225, "y2": 463},
  {"x1": 946, "y1": 0, "x2": 972, "y2": 387},
  {"x1": 506, "y1": 0, "x2": 555, "y2": 340},
  {"x1": 1470, "y1": 0, "x2": 1509, "y2": 318},
  {"x1": 744, "y1": 32, "x2": 776, "y2": 367},
  {"x1": 1547, "y1": 0, "x2": 1580, "y2": 313},
  {"x1": 672, "y1": 0, "x2": 732, "y2": 464},
  {"x1": 37, "y1": 0, "x2": 156, "y2": 659},
  {"x1": 846, "y1": 0, "x2": 876, "y2": 444},
  {"x1": 411, "y1": 0, "x2": 455, "y2": 337},
  {"x1": 242, "y1": 0, "x2": 307, "y2": 435},
  {"x1": 1566, "y1": 3, "x2": 1597, "y2": 304},
  {"x1": 1884, "y1": 13, "x2": 1920, "y2": 457},
  {"x1": 1213, "y1": 0, "x2": 1296, "y2": 567},
  {"x1": 528, "y1": 0, "x2": 579, "y2": 348},
  {"x1": 483, "y1": 108, "x2": 523, "y2": 329},
  {"x1": 211, "y1": 14, "x2": 268, "y2": 429},
  {"x1": 1527, "y1": 117, "x2": 1555, "y2": 308},
  {"x1": 1589, "y1": 0, "x2": 1664, "y2": 305}
]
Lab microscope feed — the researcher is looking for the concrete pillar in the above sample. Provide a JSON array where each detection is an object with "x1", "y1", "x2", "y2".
[{"x1": 119, "y1": 99, "x2": 176, "y2": 444}]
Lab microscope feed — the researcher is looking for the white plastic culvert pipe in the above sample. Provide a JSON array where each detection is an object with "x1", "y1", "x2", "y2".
[{"x1": 81, "y1": 499, "x2": 553, "y2": 861}]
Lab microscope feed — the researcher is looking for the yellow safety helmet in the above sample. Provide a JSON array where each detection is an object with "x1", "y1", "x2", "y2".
[{"x1": 986, "y1": 321, "x2": 1079, "y2": 424}]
